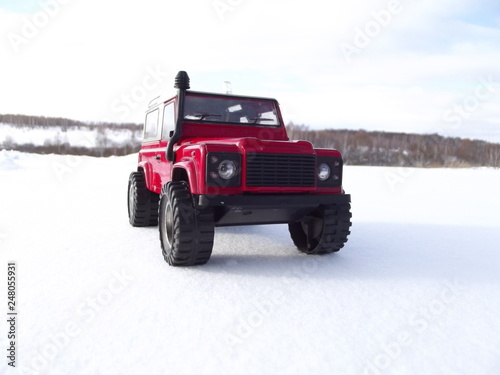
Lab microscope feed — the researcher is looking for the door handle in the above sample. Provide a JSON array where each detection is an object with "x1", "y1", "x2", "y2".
[{"x1": 155, "y1": 155, "x2": 161, "y2": 160}]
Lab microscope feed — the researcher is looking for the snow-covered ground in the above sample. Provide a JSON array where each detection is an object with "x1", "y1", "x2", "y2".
[{"x1": 1, "y1": 151, "x2": 499, "y2": 375}]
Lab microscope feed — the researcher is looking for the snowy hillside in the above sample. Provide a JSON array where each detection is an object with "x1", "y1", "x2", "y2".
[
  {"x1": 1, "y1": 151, "x2": 499, "y2": 375},
  {"x1": 0, "y1": 122, "x2": 141, "y2": 156}
]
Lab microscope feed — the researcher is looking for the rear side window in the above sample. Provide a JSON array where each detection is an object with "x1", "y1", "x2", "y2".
[
  {"x1": 162, "y1": 102, "x2": 175, "y2": 139},
  {"x1": 144, "y1": 109, "x2": 159, "y2": 140}
]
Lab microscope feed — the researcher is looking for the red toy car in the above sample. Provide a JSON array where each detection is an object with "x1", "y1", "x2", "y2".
[{"x1": 128, "y1": 71, "x2": 351, "y2": 266}]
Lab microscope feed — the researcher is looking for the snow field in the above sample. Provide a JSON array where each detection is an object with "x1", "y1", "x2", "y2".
[{"x1": 0, "y1": 151, "x2": 499, "y2": 375}]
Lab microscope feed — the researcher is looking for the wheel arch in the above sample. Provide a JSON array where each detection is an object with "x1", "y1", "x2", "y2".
[
  {"x1": 138, "y1": 161, "x2": 154, "y2": 190},
  {"x1": 172, "y1": 161, "x2": 199, "y2": 193}
]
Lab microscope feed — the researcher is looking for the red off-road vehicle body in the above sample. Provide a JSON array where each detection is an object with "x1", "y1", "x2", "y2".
[{"x1": 128, "y1": 71, "x2": 351, "y2": 266}]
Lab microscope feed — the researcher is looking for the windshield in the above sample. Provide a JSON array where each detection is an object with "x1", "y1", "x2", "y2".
[{"x1": 183, "y1": 94, "x2": 280, "y2": 126}]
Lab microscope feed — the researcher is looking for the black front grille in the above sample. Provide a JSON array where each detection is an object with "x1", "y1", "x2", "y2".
[{"x1": 246, "y1": 153, "x2": 316, "y2": 187}]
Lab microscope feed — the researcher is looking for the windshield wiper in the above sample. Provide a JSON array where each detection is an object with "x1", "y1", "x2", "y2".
[
  {"x1": 187, "y1": 113, "x2": 222, "y2": 121},
  {"x1": 250, "y1": 118, "x2": 275, "y2": 124}
]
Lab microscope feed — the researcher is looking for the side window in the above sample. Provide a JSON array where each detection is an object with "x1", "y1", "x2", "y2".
[
  {"x1": 144, "y1": 109, "x2": 159, "y2": 140},
  {"x1": 162, "y1": 102, "x2": 175, "y2": 139}
]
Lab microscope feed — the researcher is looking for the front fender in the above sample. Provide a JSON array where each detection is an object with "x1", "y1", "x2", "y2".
[{"x1": 172, "y1": 159, "x2": 200, "y2": 194}]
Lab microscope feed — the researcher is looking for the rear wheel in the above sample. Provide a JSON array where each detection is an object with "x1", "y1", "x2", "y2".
[
  {"x1": 159, "y1": 181, "x2": 215, "y2": 266},
  {"x1": 128, "y1": 172, "x2": 159, "y2": 227},
  {"x1": 288, "y1": 203, "x2": 351, "y2": 254}
]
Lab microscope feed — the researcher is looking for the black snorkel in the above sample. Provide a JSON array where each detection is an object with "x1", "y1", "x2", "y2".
[{"x1": 166, "y1": 71, "x2": 190, "y2": 162}]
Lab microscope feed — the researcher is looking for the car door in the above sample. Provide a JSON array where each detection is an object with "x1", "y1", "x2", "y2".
[
  {"x1": 139, "y1": 108, "x2": 163, "y2": 194},
  {"x1": 157, "y1": 99, "x2": 176, "y2": 187}
]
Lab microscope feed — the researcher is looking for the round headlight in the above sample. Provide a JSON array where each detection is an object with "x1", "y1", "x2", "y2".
[
  {"x1": 218, "y1": 160, "x2": 237, "y2": 180},
  {"x1": 318, "y1": 163, "x2": 331, "y2": 181}
]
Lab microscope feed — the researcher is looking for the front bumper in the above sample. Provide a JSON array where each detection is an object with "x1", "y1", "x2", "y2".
[{"x1": 194, "y1": 193, "x2": 351, "y2": 227}]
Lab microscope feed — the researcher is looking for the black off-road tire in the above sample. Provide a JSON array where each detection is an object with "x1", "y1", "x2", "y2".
[
  {"x1": 128, "y1": 172, "x2": 160, "y2": 227},
  {"x1": 159, "y1": 181, "x2": 215, "y2": 266},
  {"x1": 288, "y1": 203, "x2": 352, "y2": 254}
]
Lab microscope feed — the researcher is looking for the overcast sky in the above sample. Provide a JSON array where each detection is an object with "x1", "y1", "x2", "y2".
[{"x1": 1, "y1": 0, "x2": 499, "y2": 142}]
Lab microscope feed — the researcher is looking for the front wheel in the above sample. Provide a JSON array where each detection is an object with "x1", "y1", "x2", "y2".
[
  {"x1": 288, "y1": 203, "x2": 351, "y2": 254},
  {"x1": 159, "y1": 181, "x2": 215, "y2": 266}
]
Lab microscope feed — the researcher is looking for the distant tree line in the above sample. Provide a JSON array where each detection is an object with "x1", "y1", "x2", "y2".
[
  {"x1": 2, "y1": 142, "x2": 140, "y2": 158},
  {"x1": 0, "y1": 114, "x2": 141, "y2": 132},
  {"x1": 287, "y1": 123, "x2": 500, "y2": 167},
  {"x1": 1, "y1": 114, "x2": 142, "y2": 157},
  {"x1": 1, "y1": 114, "x2": 499, "y2": 167}
]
